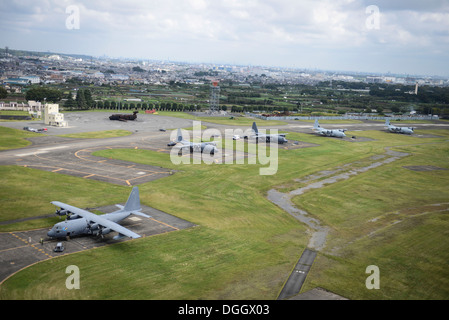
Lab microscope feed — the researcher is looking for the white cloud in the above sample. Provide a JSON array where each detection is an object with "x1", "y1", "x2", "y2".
[{"x1": 0, "y1": 0, "x2": 448, "y2": 75}]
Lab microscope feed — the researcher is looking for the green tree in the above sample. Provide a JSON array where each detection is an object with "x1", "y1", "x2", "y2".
[
  {"x1": 0, "y1": 86, "x2": 7, "y2": 99},
  {"x1": 75, "y1": 89, "x2": 87, "y2": 109},
  {"x1": 390, "y1": 106, "x2": 400, "y2": 113},
  {"x1": 83, "y1": 89, "x2": 94, "y2": 108},
  {"x1": 25, "y1": 86, "x2": 63, "y2": 102},
  {"x1": 64, "y1": 93, "x2": 77, "y2": 110}
]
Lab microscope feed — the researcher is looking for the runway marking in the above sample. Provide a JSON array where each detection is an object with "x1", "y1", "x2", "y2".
[
  {"x1": 150, "y1": 217, "x2": 179, "y2": 230},
  {"x1": 15, "y1": 146, "x2": 68, "y2": 157},
  {"x1": 40, "y1": 146, "x2": 69, "y2": 151},
  {"x1": 15, "y1": 151, "x2": 45, "y2": 157},
  {"x1": 9, "y1": 232, "x2": 53, "y2": 258},
  {"x1": 0, "y1": 244, "x2": 30, "y2": 254},
  {"x1": 19, "y1": 164, "x2": 131, "y2": 184},
  {"x1": 16, "y1": 144, "x2": 173, "y2": 186}
]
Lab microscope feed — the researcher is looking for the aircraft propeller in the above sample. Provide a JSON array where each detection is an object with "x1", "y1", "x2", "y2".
[{"x1": 55, "y1": 209, "x2": 71, "y2": 216}]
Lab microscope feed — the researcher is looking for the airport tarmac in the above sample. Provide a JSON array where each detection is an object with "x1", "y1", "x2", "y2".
[
  {"x1": 0, "y1": 205, "x2": 195, "y2": 284},
  {"x1": 1, "y1": 112, "x2": 449, "y2": 293},
  {"x1": 0, "y1": 112, "x2": 193, "y2": 135}
]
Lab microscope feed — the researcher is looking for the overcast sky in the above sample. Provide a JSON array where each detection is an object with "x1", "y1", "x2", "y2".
[{"x1": 1, "y1": 0, "x2": 448, "y2": 76}]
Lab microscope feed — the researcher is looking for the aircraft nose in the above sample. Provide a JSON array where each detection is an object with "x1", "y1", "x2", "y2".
[{"x1": 47, "y1": 229, "x2": 55, "y2": 238}]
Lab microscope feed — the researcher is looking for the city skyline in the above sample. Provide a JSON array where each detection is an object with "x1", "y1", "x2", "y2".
[{"x1": 1, "y1": 0, "x2": 448, "y2": 77}]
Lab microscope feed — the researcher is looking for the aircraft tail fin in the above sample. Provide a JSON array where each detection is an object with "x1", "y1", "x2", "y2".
[
  {"x1": 385, "y1": 119, "x2": 390, "y2": 126},
  {"x1": 252, "y1": 122, "x2": 258, "y2": 134},
  {"x1": 314, "y1": 119, "x2": 320, "y2": 129},
  {"x1": 177, "y1": 128, "x2": 183, "y2": 142},
  {"x1": 123, "y1": 186, "x2": 141, "y2": 212}
]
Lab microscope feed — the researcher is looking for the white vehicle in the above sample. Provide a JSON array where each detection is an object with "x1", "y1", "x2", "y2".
[{"x1": 53, "y1": 242, "x2": 65, "y2": 252}]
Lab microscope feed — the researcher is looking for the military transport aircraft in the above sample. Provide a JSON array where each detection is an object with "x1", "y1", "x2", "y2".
[
  {"x1": 48, "y1": 187, "x2": 150, "y2": 240},
  {"x1": 385, "y1": 119, "x2": 414, "y2": 134},
  {"x1": 313, "y1": 119, "x2": 346, "y2": 138},
  {"x1": 246, "y1": 122, "x2": 288, "y2": 144},
  {"x1": 169, "y1": 128, "x2": 219, "y2": 154}
]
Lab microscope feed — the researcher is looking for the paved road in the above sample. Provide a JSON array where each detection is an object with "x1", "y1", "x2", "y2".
[{"x1": 277, "y1": 249, "x2": 317, "y2": 300}]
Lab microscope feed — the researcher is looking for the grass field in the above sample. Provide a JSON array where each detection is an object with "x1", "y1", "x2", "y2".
[
  {"x1": 0, "y1": 127, "x2": 448, "y2": 299},
  {"x1": 0, "y1": 126, "x2": 43, "y2": 150},
  {"x1": 296, "y1": 132, "x2": 449, "y2": 299}
]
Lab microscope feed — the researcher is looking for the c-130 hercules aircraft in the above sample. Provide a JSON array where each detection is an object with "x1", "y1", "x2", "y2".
[
  {"x1": 313, "y1": 119, "x2": 346, "y2": 138},
  {"x1": 385, "y1": 119, "x2": 414, "y2": 134},
  {"x1": 245, "y1": 122, "x2": 288, "y2": 144},
  {"x1": 48, "y1": 187, "x2": 150, "y2": 240},
  {"x1": 169, "y1": 128, "x2": 219, "y2": 154}
]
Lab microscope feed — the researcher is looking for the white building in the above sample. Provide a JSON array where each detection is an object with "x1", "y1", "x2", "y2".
[
  {"x1": 44, "y1": 104, "x2": 67, "y2": 127},
  {"x1": 27, "y1": 100, "x2": 43, "y2": 111},
  {"x1": 21, "y1": 76, "x2": 41, "y2": 84}
]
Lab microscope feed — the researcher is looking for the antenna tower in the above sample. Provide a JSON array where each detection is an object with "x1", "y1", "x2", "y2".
[{"x1": 209, "y1": 81, "x2": 220, "y2": 113}]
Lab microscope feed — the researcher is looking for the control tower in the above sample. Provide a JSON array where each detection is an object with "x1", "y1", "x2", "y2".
[{"x1": 209, "y1": 81, "x2": 220, "y2": 113}]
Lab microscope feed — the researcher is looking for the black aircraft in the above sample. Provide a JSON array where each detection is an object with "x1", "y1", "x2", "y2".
[{"x1": 109, "y1": 111, "x2": 138, "y2": 121}]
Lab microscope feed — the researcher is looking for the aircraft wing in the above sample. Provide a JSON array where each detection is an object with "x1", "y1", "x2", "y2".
[
  {"x1": 51, "y1": 201, "x2": 142, "y2": 239},
  {"x1": 252, "y1": 133, "x2": 266, "y2": 138},
  {"x1": 172, "y1": 142, "x2": 191, "y2": 150}
]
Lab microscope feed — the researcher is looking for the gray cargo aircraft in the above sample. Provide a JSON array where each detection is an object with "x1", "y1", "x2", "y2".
[
  {"x1": 48, "y1": 187, "x2": 150, "y2": 240},
  {"x1": 385, "y1": 119, "x2": 414, "y2": 134},
  {"x1": 247, "y1": 122, "x2": 288, "y2": 144},
  {"x1": 313, "y1": 119, "x2": 346, "y2": 138},
  {"x1": 169, "y1": 128, "x2": 219, "y2": 154}
]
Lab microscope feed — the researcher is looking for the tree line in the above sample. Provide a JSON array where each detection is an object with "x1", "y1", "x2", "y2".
[
  {"x1": 369, "y1": 84, "x2": 449, "y2": 104},
  {"x1": 25, "y1": 86, "x2": 63, "y2": 102}
]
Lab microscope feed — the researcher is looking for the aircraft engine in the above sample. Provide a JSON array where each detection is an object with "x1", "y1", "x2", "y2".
[
  {"x1": 99, "y1": 227, "x2": 111, "y2": 235},
  {"x1": 203, "y1": 145, "x2": 217, "y2": 154},
  {"x1": 67, "y1": 214, "x2": 81, "y2": 220},
  {"x1": 93, "y1": 227, "x2": 111, "y2": 237},
  {"x1": 89, "y1": 223, "x2": 99, "y2": 230},
  {"x1": 55, "y1": 209, "x2": 69, "y2": 216}
]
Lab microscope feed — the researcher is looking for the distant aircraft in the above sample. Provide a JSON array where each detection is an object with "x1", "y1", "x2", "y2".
[
  {"x1": 313, "y1": 119, "x2": 346, "y2": 138},
  {"x1": 109, "y1": 111, "x2": 138, "y2": 121},
  {"x1": 48, "y1": 187, "x2": 150, "y2": 240},
  {"x1": 385, "y1": 119, "x2": 414, "y2": 134},
  {"x1": 169, "y1": 128, "x2": 219, "y2": 154},
  {"x1": 23, "y1": 126, "x2": 47, "y2": 133},
  {"x1": 246, "y1": 122, "x2": 288, "y2": 144}
]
